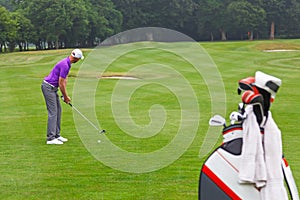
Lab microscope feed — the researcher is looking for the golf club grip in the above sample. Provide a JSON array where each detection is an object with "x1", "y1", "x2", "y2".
[{"x1": 61, "y1": 95, "x2": 72, "y2": 106}]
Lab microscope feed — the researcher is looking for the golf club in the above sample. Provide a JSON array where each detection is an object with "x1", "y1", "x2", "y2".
[
  {"x1": 229, "y1": 111, "x2": 246, "y2": 124},
  {"x1": 209, "y1": 114, "x2": 226, "y2": 127},
  {"x1": 61, "y1": 96, "x2": 105, "y2": 134}
]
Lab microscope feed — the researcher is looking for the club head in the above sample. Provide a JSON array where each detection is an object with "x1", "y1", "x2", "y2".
[
  {"x1": 209, "y1": 115, "x2": 226, "y2": 127},
  {"x1": 100, "y1": 129, "x2": 106, "y2": 134},
  {"x1": 229, "y1": 111, "x2": 246, "y2": 125},
  {"x1": 230, "y1": 111, "x2": 244, "y2": 121}
]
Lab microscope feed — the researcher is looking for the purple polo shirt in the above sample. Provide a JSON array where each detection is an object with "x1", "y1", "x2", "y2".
[{"x1": 44, "y1": 57, "x2": 71, "y2": 87}]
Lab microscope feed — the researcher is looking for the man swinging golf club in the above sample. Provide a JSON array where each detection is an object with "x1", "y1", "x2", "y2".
[{"x1": 41, "y1": 49, "x2": 84, "y2": 145}]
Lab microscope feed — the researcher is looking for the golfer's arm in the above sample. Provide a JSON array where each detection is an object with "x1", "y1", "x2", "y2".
[{"x1": 59, "y1": 77, "x2": 68, "y2": 99}]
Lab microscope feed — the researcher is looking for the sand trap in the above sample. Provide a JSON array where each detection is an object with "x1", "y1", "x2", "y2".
[
  {"x1": 100, "y1": 75, "x2": 139, "y2": 80},
  {"x1": 263, "y1": 49, "x2": 300, "y2": 52}
]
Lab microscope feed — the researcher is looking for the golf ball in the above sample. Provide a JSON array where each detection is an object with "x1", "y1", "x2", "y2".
[{"x1": 97, "y1": 140, "x2": 101, "y2": 143}]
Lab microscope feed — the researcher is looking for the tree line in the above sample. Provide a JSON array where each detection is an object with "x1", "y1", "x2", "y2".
[{"x1": 1, "y1": 0, "x2": 300, "y2": 52}]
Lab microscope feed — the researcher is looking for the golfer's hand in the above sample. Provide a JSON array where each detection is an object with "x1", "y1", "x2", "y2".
[{"x1": 64, "y1": 96, "x2": 71, "y2": 104}]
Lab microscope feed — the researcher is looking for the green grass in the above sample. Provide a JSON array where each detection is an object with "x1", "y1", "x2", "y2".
[{"x1": 0, "y1": 40, "x2": 300, "y2": 199}]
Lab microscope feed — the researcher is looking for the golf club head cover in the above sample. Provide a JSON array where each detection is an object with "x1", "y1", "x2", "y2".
[
  {"x1": 237, "y1": 75, "x2": 269, "y2": 125},
  {"x1": 255, "y1": 71, "x2": 281, "y2": 103},
  {"x1": 242, "y1": 90, "x2": 264, "y2": 126},
  {"x1": 237, "y1": 77, "x2": 256, "y2": 95}
]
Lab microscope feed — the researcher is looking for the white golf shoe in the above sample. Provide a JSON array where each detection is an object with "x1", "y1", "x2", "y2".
[
  {"x1": 47, "y1": 138, "x2": 63, "y2": 145},
  {"x1": 57, "y1": 136, "x2": 68, "y2": 142}
]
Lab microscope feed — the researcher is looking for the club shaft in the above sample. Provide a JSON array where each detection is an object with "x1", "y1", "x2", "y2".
[{"x1": 71, "y1": 104, "x2": 100, "y2": 132}]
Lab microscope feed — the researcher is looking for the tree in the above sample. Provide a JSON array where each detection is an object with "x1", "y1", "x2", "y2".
[
  {"x1": 279, "y1": 0, "x2": 300, "y2": 38},
  {"x1": 21, "y1": 0, "x2": 87, "y2": 49},
  {"x1": 112, "y1": 0, "x2": 152, "y2": 30},
  {"x1": 0, "y1": 6, "x2": 17, "y2": 52},
  {"x1": 1, "y1": 0, "x2": 300, "y2": 49},
  {"x1": 227, "y1": 1, "x2": 266, "y2": 40},
  {"x1": 20, "y1": 0, "x2": 52, "y2": 49},
  {"x1": 193, "y1": 0, "x2": 226, "y2": 41},
  {"x1": 0, "y1": 0, "x2": 16, "y2": 11},
  {"x1": 44, "y1": 1, "x2": 72, "y2": 49},
  {"x1": 261, "y1": 0, "x2": 286, "y2": 39},
  {"x1": 11, "y1": 11, "x2": 35, "y2": 51},
  {"x1": 86, "y1": 0, "x2": 122, "y2": 46},
  {"x1": 194, "y1": 0, "x2": 233, "y2": 41},
  {"x1": 63, "y1": 0, "x2": 89, "y2": 48},
  {"x1": 16, "y1": 0, "x2": 121, "y2": 49},
  {"x1": 112, "y1": 0, "x2": 197, "y2": 39}
]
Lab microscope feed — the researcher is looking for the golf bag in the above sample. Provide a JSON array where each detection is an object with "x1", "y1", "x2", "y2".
[
  {"x1": 198, "y1": 122, "x2": 299, "y2": 200},
  {"x1": 199, "y1": 71, "x2": 299, "y2": 199},
  {"x1": 198, "y1": 124, "x2": 299, "y2": 200},
  {"x1": 199, "y1": 123, "x2": 259, "y2": 200}
]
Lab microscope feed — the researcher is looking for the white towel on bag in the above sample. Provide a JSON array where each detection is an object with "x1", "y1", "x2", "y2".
[
  {"x1": 239, "y1": 105, "x2": 288, "y2": 200},
  {"x1": 260, "y1": 111, "x2": 288, "y2": 200},
  {"x1": 239, "y1": 105, "x2": 267, "y2": 187}
]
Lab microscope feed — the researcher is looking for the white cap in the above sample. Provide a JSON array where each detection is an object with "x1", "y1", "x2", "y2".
[
  {"x1": 255, "y1": 71, "x2": 281, "y2": 99},
  {"x1": 71, "y1": 49, "x2": 84, "y2": 59}
]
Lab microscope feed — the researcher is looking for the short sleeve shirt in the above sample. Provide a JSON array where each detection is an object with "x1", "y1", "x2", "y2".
[{"x1": 44, "y1": 57, "x2": 71, "y2": 87}]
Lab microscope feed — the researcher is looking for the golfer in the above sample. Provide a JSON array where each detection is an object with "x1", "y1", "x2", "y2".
[{"x1": 41, "y1": 49, "x2": 84, "y2": 144}]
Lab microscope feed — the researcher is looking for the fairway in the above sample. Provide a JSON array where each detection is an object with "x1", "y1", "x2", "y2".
[{"x1": 0, "y1": 40, "x2": 299, "y2": 199}]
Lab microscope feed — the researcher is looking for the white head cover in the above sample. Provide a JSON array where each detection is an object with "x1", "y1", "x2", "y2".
[
  {"x1": 71, "y1": 49, "x2": 84, "y2": 59},
  {"x1": 255, "y1": 71, "x2": 281, "y2": 99}
]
